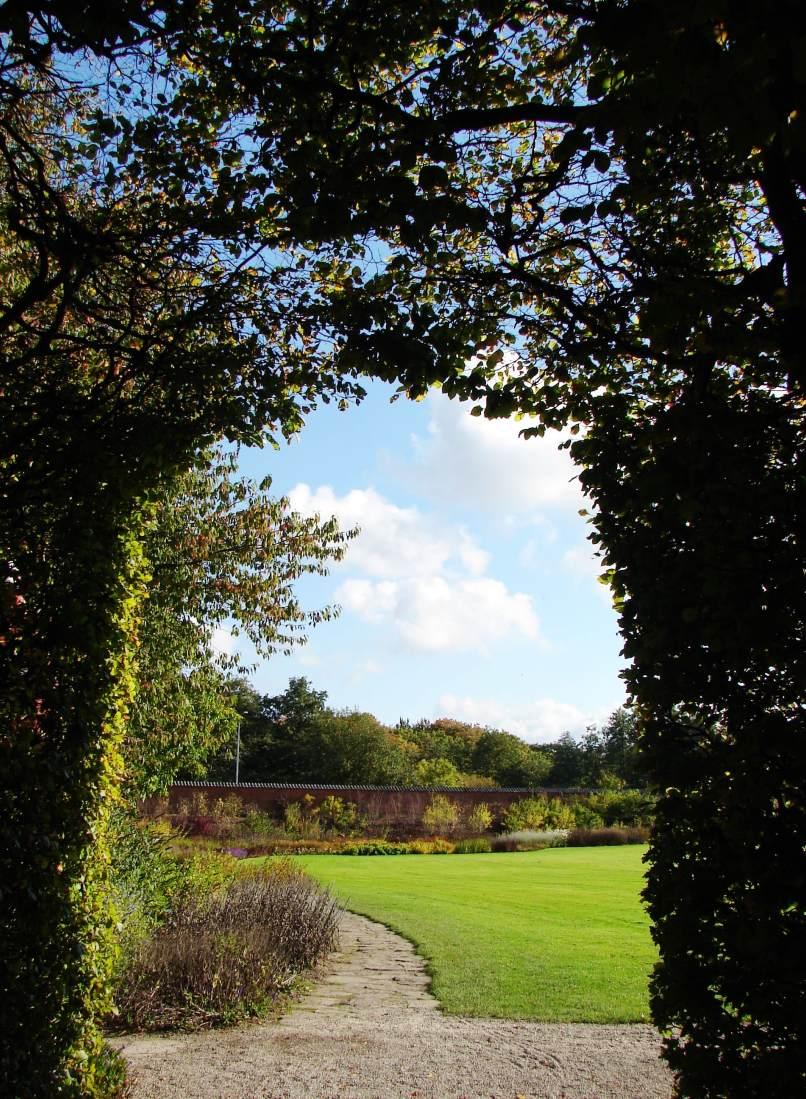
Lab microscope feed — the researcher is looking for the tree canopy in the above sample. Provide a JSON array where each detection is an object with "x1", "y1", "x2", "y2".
[
  {"x1": 214, "y1": 680, "x2": 419, "y2": 787},
  {"x1": 205, "y1": 677, "x2": 640, "y2": 791}
]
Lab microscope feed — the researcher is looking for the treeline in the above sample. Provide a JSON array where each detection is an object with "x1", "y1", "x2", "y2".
[{"x1": 200, "y1": 677, "x2": 646, "y2": 790}]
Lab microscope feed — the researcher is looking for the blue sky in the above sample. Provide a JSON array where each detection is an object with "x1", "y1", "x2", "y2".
[{"x1": 225, "y1": 380, "x2": 626, "y2": 743}]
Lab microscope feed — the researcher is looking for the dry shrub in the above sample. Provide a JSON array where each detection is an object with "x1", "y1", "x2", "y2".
[
  {"x1": 566, "y1": 826, "x2": 649, "y2": 847},
  {"x1": 490, "y1": 836, "x2": 519, "y2": 852},
  {"x1": 490, "y1": 831, "x2": 567, "y2": 852},
  {"x1": 114, "y1": 863, "x2": 340, "y2": 1031}
]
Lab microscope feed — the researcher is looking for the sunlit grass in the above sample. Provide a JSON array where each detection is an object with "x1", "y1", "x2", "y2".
[{"x1": 294, "y1": 845, "x2": 655, "y2": 1022}]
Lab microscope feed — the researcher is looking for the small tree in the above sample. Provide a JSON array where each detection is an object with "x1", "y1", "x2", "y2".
[
  {"x1": 503, "y1": 797, "x2": 574, "y2": 833},
  {"x1": 421, "y1": 795, "x2": 462, "y2": 836},
  {"x1": 466, "y1": 802, "x2": 493, "y2": 834}
]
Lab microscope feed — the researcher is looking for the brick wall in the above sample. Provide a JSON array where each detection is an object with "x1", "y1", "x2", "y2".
[{"x1": 142, "y1": 781, "x2": 590, "y2": 829}]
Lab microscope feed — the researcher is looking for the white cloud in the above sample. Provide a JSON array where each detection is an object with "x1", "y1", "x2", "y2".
[
  {"x1": 436, "y1": 693, "x2": 596, "y2": 743},
  {"x1": 210, "y1": 626, "x2": 236, "y2": 658},
  {"x1": 288, "y1": 469, "x2": 544, "y2": 654},
  {"x1": 399, "y1": 393, "x2": 583, "y2": 514},
  {"x1": 457, "y1": 529, "x2": 490, "y2": 576},
  {"x1": 289, "y1": 483, "x2": 479, "y2": 578},
  {"x1": 518, "y1": 538, "x2": 540, "y2": 569},
  {"x1": 336, "y1": 575, "x2": 540, "y2": 653}
]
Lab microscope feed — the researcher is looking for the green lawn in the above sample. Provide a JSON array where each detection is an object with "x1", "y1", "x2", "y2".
[{"x1": 296, "y1": 846, "x2": 656, "y2": 1022}]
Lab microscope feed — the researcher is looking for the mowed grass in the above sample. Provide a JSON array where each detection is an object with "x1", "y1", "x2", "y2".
[{"x1": 296, "y1": 846, "x2": 655, "y2": 1022}]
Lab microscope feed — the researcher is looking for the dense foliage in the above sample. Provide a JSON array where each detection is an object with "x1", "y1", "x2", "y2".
[
  {"x1": 128, "y1": 451, "x2": 351, "y2": 797},
  {"x1": 204, "y1": 675, "x2": 639, "y2": 789},
  {"x1": 1, "y1": 2, "x2": 804, "y2": 1094}
]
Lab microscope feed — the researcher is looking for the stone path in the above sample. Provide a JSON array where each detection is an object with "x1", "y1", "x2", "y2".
[
  {"x1": 287, "y1": 910, "x2": 439, "y2": 1021},
  {"x1": 118, "y1": 911, "x2": 674, "y2": 1099}
]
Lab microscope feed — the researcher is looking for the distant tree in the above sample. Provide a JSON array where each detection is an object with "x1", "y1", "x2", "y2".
[
  {"x1": 471, "y1": 730, "x2": 553, "y2": 788},
  {"x1": 456, "y1": 772, "x2": 500, "y2": 789},
  {"x1": 545, "y1": 710, "x2": 644, "y2": 789},
  {"x1": 414, "y1": 757, "x2": 463, "y2": 787},
  {"x1": 215, "y1": 676, "x2": 330, "y2": 782},
  {"x1": 213, "y1": 680, "x2": 417, "y2": 785},
  {"x1": 400, "y1": 718, "x2": 484, "y2": 772},
  {"x1": 576, "y1": 727, "x2": 610, "y2": 786},
  {"x1": 546, "y1": 733, "x2": 587, "y2": 788},
  {"x1": 313, "y1": 711, "x2": 415, "y2": 786},
  {"x1": 264, "y1": 677, "x2": 331, "y2": 732},
  {"x1": 597, "y1": 708, "x2": 645, "y2": 788},
  {"x1": 202, "y1": 679, "x2": 265, "y2": 784}
]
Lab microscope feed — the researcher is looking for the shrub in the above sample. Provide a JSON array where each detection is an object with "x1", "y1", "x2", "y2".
[
  {"x1": 406, "y1": 838, "x2": 455, "y2": 854},
  {"x1": 172, "y1": 790, "x2": 252, "y2": 838},
  {"x1": 454, "y1": 837, "x2": 492, "y2": 854},
  {"x1": 317, "y1": 795, "x2": 365, "y2": 836},
  {"x1": 571, "y1": 802, "x2": 605, "y2": 829},
  {"x1": 177, "y1": 791, "x2": 210, "y2": 819},
  {"x1": 425, "y1": 837, "x2": 454, "y2": 854},
  {"x1": 241, "y1": 838, "x2": 349, "y2": 856},
  {"x1": 172, "y1": 791, "x2": 218, "y2": 836},
  {"x1": 283, "y1": 799, "x2": 303, "y2": 835},
  {"x1": 502, "y1": 796, "x2": 574, "y2": 832},
  {"x1": 338, "y1": 838, "x2": 456, "y2": 855},
  {"x1": 421, "y1": 794, "x2": 462, "y2": 834},
  {"x1": 582, "y1": 789, "x2": 655, "y2": 827},
  {"x1": 489, "y1": 830, "x2": 568, "y2": 852},
  {"x1": 566, "y1": 826, "x2": 650, "y2": 847},
  {"x1": 553, "y1": 804, "x2": 576, "y2": 830},
  {"x1": 110, "y1": 813, "x2": 187, "y2": 927},
  {"x1": 341, "y1": 840, "x2": 410, "y2": 855},
  {"x1": 178, "y1": 848, "x2": 242, "y2": 897},
  {"x1": 209, "y1": 794, "x2": 246, "y2": 838},
  {"x1": 283, "y1": 796, "x2": 321, "y2": 839},
  {"x1": 113, "y1": 861, "x2": 340, "y2": 1031},
  {"x1": 466, "y1": 802, "x2": 493, "y2": 833},
  {"x1": 165, "y1": 834, "x2": 222, "y2": 860},
  {"x1": 109, "y1": 812, "x2": 191, "y2": 976},
  {"x1": 243, "y1": 805, "x2": 284, "y2": 840}
]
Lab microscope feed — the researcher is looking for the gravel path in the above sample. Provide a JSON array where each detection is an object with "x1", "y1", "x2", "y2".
[{"x1": 117, "y1": 912, "x2": 674, "y2": 1099}]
